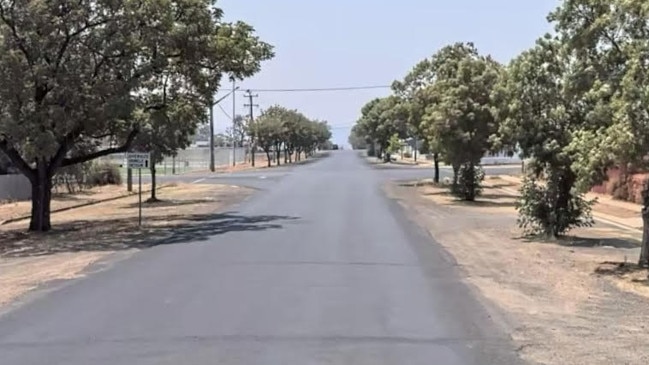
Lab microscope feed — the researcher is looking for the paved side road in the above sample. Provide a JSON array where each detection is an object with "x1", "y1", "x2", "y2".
[{"x1": 0, "y1": 151, "x2": 524, "y2": 365}]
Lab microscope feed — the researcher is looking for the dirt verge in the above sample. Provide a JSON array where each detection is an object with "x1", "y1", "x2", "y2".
[
  {"x1": 387, "y1": 179, "x2": 649, "y2": 365},
  {"x1": 0, "y1": 183, "x2": 253, "y2": 307}
]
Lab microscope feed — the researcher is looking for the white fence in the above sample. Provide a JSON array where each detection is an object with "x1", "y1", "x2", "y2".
[{"x1": 0, "y1": 174, "x2": 31, "y2": 201}]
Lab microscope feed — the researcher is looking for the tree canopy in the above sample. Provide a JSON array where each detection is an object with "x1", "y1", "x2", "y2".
[
  {"x1": 0, "y1": 0, "x2": 273, "y2": 231},
  {"x1": 252, "y1": 105, "x2": 331, "y2": 167},
  {"x1": 349, "y1": 0, "x2": 649, "y2": 263}
]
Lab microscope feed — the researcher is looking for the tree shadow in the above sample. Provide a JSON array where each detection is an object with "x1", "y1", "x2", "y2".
[
  {"x1": 594, "y1": 261, "x2": 649, "y2": 287},
  {"x1": 518, "y1": 235, "x2": 639, "y2": 249},
  {"x1": 120, "y1": 199, "x2": 217, "y2": 209},
  {"x1": 420, "y1": 189, "x2": 517, "y2": 208},
  {"x1": 0, "y1": 212, "x2": 299, "y2": 258}
]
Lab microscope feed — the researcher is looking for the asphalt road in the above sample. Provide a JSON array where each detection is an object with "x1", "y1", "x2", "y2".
[{"x1": 0, "y1": 151, "x2": 524, "y2": 365}]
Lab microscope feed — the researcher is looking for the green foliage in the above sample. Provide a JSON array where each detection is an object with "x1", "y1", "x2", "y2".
[
  {"x1": 86, "y1": 162, "x2": 123, "y2": 187},
  {"x1": 451, "y1": 163, "x2": 485, "y2": 201},
  {"x1": 516, "y1": 173, "x2": 595, "y2": 238},
  {"x1": 0, "y1": 0, "x2": 273, "y2": 230},
  {"x1": 251, "y1": 105, "x2": 332, "y2": 165},
  {"x1": 353, "y1": 96, "x2": 408, "y2": 155},
  {"x1": 387, "y1": 134, "x2": 401, "y2": 155}
]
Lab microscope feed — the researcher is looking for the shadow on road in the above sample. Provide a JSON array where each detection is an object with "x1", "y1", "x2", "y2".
[{"x1": 0, "y1": 212, "x2": 299, "y2": 258}]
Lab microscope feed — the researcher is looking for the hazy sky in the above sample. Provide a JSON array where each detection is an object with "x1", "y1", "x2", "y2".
[{"x1": 212, "y1": 0, "x2": 559, "y2": 147}]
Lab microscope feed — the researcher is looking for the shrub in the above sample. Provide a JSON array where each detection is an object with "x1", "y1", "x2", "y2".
[
  {"x1": 403, "y1": 152, "x2": 412, "y2": 158},
  {"x1": 87, "y1": 162, "x2": 122, "y2": 187},
  {"x1": 516, "y1": 172, "x2": 594, "y2": 238},
  {"x1": 451, "y1": 163, "x2": 485, "y2": 201}
]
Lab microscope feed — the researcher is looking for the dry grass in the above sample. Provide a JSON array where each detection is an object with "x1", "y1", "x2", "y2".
[
  {"x1": 388, "y1": 181, "x2": 649, "y2": 365},
  {"x1": 0, "y1": 184, "x2": 142, "y2": 223},
  {"x1": 0, "y1": 183, "x2": 254, "y2": 307}
]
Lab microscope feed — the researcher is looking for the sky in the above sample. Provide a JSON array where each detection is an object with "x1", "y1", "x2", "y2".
[{"x1": 211, "y1": 0, "x2": 559, "y2": 148}]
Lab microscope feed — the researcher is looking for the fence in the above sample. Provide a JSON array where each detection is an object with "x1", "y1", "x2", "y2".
[
  {"x1": 0, "y1": 174, "x2": 30, "y2": 201},
  {"x1": 98, "y1": 147, "x2": 247, "y2": 175}
]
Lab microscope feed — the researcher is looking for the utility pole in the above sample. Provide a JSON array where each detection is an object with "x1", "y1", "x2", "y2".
[
  {"x1": 231, "y1": 79, "x2": 237, "y2": 167},
  {"x1": 209, "y1": 105, "x2": 215, "y2": 172},
  {"x1": 208, "y1": 87, "x2": 239, "y2": 172},
  {"x1": 243, "y1": 89, "x2": 259, "y2": 167}
]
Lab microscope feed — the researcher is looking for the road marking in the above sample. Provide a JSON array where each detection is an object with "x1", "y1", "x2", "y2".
[
  {"x1": 192, "y1": 178, "x2": 206, "y2": 184},
  {"x1": 259, "y1": 176, "x2": 267, "y2": 179}
]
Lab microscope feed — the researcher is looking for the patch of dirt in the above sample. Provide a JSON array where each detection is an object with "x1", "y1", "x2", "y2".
[
  {"x1": 0, "y1": 252, "x2": 109, "y2": 307},
  {"x1": 0, "y1": 184, "x2": 138, "y2": 223},
  {"x1": 387, "y1": 182, "x2": 649, "y2": 365},
  {"x1": 417, "y1": 179, "x2": 518, "y2": 214},
  {"x1": 0, "y1": 183, "x2": 256, "y2": 308}
]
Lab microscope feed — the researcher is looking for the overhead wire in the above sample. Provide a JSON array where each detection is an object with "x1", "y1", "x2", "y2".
[{"x1": 238, "y1": 85, "x2": 392, "y2": 93}]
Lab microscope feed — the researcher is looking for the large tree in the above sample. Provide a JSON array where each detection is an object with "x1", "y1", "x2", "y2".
[
  {"x1": 355, "y1": 96, "x2": 407, "y2": 162},
  {"x1": 421, "y1": 42, "x2": 501, "y2": 200},
  {"x1": 492, "y1": 34, "x2": 595, "y2": 238},
  {"x1": 0, "y1": 0, "x2": 273, "y2": 231},
  {"x1": 549, "y1": 0, "x2": 649, "y2": 262},
  {"x1": 393, "y1": 57, "x2": 441, "y2": 179}
]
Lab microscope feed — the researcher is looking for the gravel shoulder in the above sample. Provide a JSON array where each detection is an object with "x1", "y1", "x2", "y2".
[
  {"x1": 386, "y1": 178, "x2": 649, "y2": 365},
  {"x1": 0, "y1": 183, "x2": 253, "y2": 308}
]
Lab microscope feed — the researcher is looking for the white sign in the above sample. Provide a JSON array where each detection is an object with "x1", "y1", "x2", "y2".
[{"x1": 127, "y1": 152, "x2": 150, "y2": 169}]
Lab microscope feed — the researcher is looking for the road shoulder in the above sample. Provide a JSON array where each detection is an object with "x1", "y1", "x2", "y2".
[{"x1": 385, "y1": 179, "x2": 649, "y2": 365}]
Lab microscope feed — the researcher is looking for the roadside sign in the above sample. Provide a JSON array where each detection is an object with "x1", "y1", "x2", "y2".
[{"x1": 127, "y1": 152, "x2": 150, "y2": 169}]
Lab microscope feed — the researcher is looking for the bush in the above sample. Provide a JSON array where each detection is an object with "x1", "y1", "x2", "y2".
[
  {"x1": 54, "y1": 163, "x2": 92, "y2": 193},
  {"x1": 87, "y1": 162, "x2": 122, "y2": 187},
  {"x1": 516, "y1": 172, "x2": 594, "y2": 238},
  {"x1": 403, "y1": 152, "x2": 412, "y2": 158},
  {"x1": 451, "y1": 163, "x2": 485, "y2": 201}
]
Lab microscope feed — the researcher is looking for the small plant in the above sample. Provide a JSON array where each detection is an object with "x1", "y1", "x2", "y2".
[
  {"x1": 86, "y1": 162, "x2": 122, "y2": 187},
  {"x1": 403, "y1": 151, "x2": 412, "y2": 158},
  {"x1": 516, "y1": 172, "x2": 595, "y2": 238},
  {"x1": 451, "y1": 163, "x2": 485, "y2": 201}
]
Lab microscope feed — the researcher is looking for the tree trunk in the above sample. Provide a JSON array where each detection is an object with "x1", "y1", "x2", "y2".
[
  {"x1": 640, "y1": 184, "x2": 649, "y2": 267},
  {"x1": 284, "y1": 148, "x2": 288, "y2": 163},
  {"x1": 414, "y1": 139, "x2": 418, "y2": 162},
  {"x1": 465, "y1": 162, "x2": 476, "y2": 201},
  {"x1": 148, "y1": 159, "x2": 158, "y2": 202},
  {"x1": 29, "y1": 161, "x2": 52, "y2": 232},
  {"x1": 251, "y1": 145, "x2": 256, "y2": 167},
  {"x1": 127, "y1": 168, "x2": 133, "y2": 192},
  {"x1": 265, "y1": 150, "x2": 272, "y2": 167},
  {"x1": 452, "y1": 162, "x2": 460, "y2": 187},
  {"x1": 276, "y1": 146, "x2": 281, "y2": 166},
  {"x1": 433, "y1": 153, "x2": 440, "y2": 183}
]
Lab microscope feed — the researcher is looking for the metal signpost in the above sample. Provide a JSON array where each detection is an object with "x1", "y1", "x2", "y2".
[{"x1": 127, "y1": 152, "x2": 150, "y2": 226}]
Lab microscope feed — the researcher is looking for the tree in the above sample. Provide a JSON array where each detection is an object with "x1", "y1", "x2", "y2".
[
  {"x1": 548, "y1": 0, "x2": 649, "y2": 262},
  {"x1": 421, "y1": 42, "x2": 501, "y2": 201},
  {"x1": 354, "y1": 97, "x2": 407, "y2": 162},
  {"x1": 492, "y1": 34, "x2": 595, "y2": 238},
  {"x1": 254, "y1": 106, "x2": 286, "y2": 167},
  {"x1": 393, "y1": 58, "x2": 439, "y2": 176},
  {"x1": 0, "y1": 0, "x2": 273, "y2": 231},
  {"x1": 348, "y1": 125, "x2": 368, "y2": 150},
  {"x1": 386, "y1": 133, "x2": 401, "y2": 157},
  {"x1": 251, "y1": 105, "x2": 331, "y2": 167},
  {"x1": 132, "y1": 94, "x2": 205, "y2": 202}
]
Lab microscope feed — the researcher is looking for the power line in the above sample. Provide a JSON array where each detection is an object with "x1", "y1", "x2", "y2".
[
  {"x1": 239, "y1": 85, "x2": 392, "y2": 93},
  {"x1": 217, "y1": 103, "x2": 232, "y2": 120}
]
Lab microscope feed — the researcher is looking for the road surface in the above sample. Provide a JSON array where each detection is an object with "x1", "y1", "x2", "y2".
[{"x1": 0, "y1": 151, "x2": 524, "y2": 364}]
